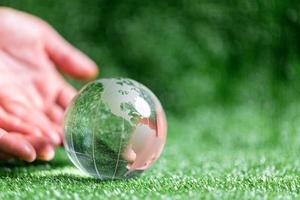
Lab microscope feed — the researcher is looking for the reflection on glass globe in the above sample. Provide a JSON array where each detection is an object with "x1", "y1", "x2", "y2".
[{"x1": 63, "y1": 78, "x2": 167, "y2": 180}]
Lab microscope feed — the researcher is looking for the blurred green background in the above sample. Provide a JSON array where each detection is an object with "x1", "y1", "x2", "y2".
[
  {"x1": 2, "y1": 1, "x2": 300, "y2": 199},
  {"x1": 3, "y1": 0, "x2": 300, "y2": 115}
]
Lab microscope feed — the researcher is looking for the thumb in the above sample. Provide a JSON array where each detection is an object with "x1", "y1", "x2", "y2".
[
  {"x1": 45, "y1": 29, "x2": 99, "y2": 80},
  {"x1": 0, "y1": 129, "x2": 36, "y2": 162}
]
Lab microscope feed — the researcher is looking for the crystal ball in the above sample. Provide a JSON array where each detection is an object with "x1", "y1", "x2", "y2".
[{"x1": 63, "y1": 78, "x2": 167, "y2": 179}]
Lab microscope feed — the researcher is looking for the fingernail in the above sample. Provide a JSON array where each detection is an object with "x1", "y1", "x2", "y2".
[
  {"x1": 48, "y1": 130, "x2": 61, "y2": 145},
  {"x1": 39, "y1": 146, "x2": 55, "y2": 161},
  {"x1": 23, "y1": 145, "x2": 36, "y2": 162}
]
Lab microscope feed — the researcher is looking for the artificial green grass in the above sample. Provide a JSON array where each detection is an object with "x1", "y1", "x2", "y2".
[
  {"x1": 1, "y1": 103, "x2": 300, "y2": 199},
  {"x1": 0, "y1": 1, "x2": 300, "y2": 199}
]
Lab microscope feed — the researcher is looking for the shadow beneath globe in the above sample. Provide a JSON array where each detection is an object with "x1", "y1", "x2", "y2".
[
  {"x1": 37, "y1": 174, "x2": 134, "y2": 183},
  {"x1": 0, "y1": 147, "x2": 142, "y2": 183},
  {"x1": 0, "y1": 167, "x2": 135, "y2": 184}
]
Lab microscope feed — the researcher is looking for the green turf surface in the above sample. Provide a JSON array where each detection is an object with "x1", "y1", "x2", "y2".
[
  {"x1": 1, "y1": 103, "x2": 300, "y2": 199},
  {"x1": 0, "y1": 1, "x2": 300, "y2": 199}
]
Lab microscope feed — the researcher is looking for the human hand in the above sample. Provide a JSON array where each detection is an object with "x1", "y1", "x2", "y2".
[{"x1": 0, "y1": 7, "x2": 98, "y2": 162}]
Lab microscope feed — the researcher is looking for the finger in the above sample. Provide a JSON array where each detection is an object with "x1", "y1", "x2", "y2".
[
  {"x1": 44, "y1": 103, "x2": 65, "y2": 144},
  {"x1": 56, "y1": 84, "x2": 76, "y2": 109},
  {"x1": 0, "y1": 106, "x2": 42, "y2": 137},
  {"x1": 0, "y1": 129, "x2": 36, "y2": 162},
  {"x1": 45, "y1": 29, "x2": 98, "y2": 80},
  {"x1": 0, "y1": 84, "x2": 33, "y2": 108},
  {"x1": 45, "y1": 103, "x2": 64, "y2": 125},
  {"x1": 0, "y1": 106, "x2": 61, "y2": 145},
  {"x1": 21, "y1": 110, "x2": 62, "y2": 146},
  {"x1": 22, "y1": 134, "x2": 55, "y2": 161}
]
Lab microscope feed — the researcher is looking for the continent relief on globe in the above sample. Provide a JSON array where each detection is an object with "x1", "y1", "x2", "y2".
[{"x1": 64, "y1": 78, "x2": 166, "y2": 179}]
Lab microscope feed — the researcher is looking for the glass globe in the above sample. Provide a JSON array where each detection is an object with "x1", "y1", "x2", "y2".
[{"x1": 63, "y1": 78, "x2": 167, "y2": 179}]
